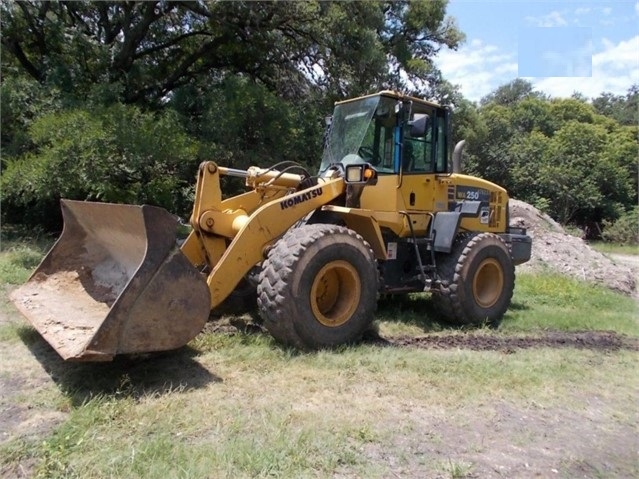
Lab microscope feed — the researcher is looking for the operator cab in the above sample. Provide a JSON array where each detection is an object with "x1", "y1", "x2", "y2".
[{"x1": 319, "y1": 91, "x2": 451, "y2": 177}]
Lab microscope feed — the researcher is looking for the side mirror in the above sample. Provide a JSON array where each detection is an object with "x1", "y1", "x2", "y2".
[{"x1": 408, "y1": 114, "x2": 430, "y2": 138}]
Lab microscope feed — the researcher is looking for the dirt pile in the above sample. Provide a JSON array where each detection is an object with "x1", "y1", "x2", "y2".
[{"x1": 509, "y1": 199, "x2": 637, "y2": 296}]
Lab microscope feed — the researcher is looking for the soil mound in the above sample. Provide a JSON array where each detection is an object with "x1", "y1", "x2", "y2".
[{"x1": 509, "y1": 199, "x2": 637, "y2": 296}]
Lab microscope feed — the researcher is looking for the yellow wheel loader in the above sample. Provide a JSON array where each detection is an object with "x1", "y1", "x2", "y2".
[{"x1": 10, "y1": 91, "x2": 532, "y2": 361}]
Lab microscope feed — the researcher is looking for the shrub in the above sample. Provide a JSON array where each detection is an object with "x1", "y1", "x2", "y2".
[
  {"x1": 1, "y1": 104, "x2": 202, "y2": 230},
  {"x1": 602, "y1": 206, "x2": 639, "y2": 245}
]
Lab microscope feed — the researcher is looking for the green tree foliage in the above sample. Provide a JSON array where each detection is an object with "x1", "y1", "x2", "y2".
[
  {"x1": 0, "y1": 76, "x2": 62, "y2": 158},
  {"x1": 168, "y1": 75, "x2": 325, "y2": 200},
  {"x1": 480, "y1": 78, "x2": 547, "y2": 106},
  {"x1": 592, "y1": 85, "x2": 639, "y2": 126},
  {"x1": 381, "y1": 1, "x2": 464, "y2": 92},
  {"x1": 538, "y1": 121, "x2": 632, "y2": 224},
  {"x1": 180, "y1": 77, "x2": 322, "y2": 170},
  {"x1": 1, "y1": 105, "x2": 200, "y2": 229},
  {"x1": 465, "y1": 80, "x2": 637, "y2": 234},
  {"x1": 1, "y1": 0, "x2": 462, "y2": 105}
]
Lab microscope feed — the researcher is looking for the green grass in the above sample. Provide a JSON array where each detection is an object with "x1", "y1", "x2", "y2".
[
  {"x1": 2, "y1": 337, "x2": 636, "y2": 478},
  {"x1": 376, "y1": 272, "x2": 639, "y2": 337},
  {"x1": 504, "y1": 273, "x2": 639, "y2": 334},
  {"x1": 0, "y1": 238, "x2": 52, "y2": 284},
  {"x1": 1, "y1": 240, "x2": 638, "y2": 478},
  {"x1": 588, "y1": 241, "x2": 639, "y2": 255}
]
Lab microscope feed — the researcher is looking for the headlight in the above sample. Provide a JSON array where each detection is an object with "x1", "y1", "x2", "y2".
[
  {"x1": 346, "y1": 165, "x2": 364, "y2": 182},
  {"x1": 343, "y1": 163, "x2": 378, "y2": 207},
  {"x1": 345, "y1": 164, "x2": 377, "y2": 184}
]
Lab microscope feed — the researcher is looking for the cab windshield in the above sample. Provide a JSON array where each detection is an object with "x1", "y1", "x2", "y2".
[{"x1": 320, "y1": 95, "x2": 398, "y2": 173}]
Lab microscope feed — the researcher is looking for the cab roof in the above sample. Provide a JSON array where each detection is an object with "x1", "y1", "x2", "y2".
[{"x1": 334, "y1": 90, "x2": 445, "y2": 111}]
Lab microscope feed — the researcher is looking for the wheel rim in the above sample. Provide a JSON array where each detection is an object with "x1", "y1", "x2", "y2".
[
  {"x1": 472, "y1": 258, "x2": 504, "y2": 308},
  {"x1": 310, "y1": 260, "x2": 361, "y2": 327}
]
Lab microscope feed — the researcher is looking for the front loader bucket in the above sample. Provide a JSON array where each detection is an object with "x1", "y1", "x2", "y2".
[{"x1": 10, "y1": 200, "x2": 210, "y2": 361}]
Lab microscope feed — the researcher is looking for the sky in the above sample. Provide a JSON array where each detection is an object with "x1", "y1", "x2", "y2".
[{"x1": 435, "y1": 0, "x2": 639, "y2": 102}]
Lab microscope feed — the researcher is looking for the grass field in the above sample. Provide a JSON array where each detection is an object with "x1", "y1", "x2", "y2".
[
  {"x1": 589, "y1": 241, "x2": 639, "y2": 256},
  {"x1": 0, "y1": 240, "x2": 637, "y2": 478}
]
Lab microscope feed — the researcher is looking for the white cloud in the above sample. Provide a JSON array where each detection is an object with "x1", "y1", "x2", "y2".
[
  {"x1": 525, "y1": 11, "x2": 568, "y2": 27},
  {"x1": 436, "y1": 34, "x2": 638, "y2": 102},
  {"x1": 530, "y1": 36, "x2": 639, "y2": 98},
  {"x1": 594, "y1": 36, "x2": 639, "y2": 72},
  {"x1": 574, "y1": 7, "x2": 590, "y2": 16},
  {"x1": 436, "y1": 39, "x2": 517, "y2": 102},
  {"x1": 636, "y1": 2, "x2": 639, "y2": 15}
]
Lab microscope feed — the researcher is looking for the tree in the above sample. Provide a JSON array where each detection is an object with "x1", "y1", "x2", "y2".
[
  {"x1": 172, "y1": 76, "x2": 324, "y2": 172},
  {"x1": 592, "y1": 85, "x2": 639, "y2": 126},
  {"x1": 2, "y1": 1, "x2": 463, "y2": 106},
  {"x1": 463, "y1": 103, "x2": 517, "y2": 189},
  {"x1": 550, "y1": 98, "x2": 595, "y2": 126},
  {"x1": 0, "y1": 76, "x2": 62, "y2": 158},
  {"x1": 464, "y1": 81, "x2": 637, "y2": 234},
  {"x1": 510, "y1": 97, "x2": 554, "y2": 136},
  {"x1": 480, "y1": 79, "x2": 546, "y2": 106},
  {"x1": 538, "y1": 122, "x2": 618, "y2": 224},
  {"x1": 380, "y1": 1, "x2": 464, "y2": 94}
]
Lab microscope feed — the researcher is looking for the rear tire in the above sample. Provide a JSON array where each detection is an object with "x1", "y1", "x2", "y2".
[
  {"x1": 432, "y1": 233, "x2": 515, "y2": 326},
  {"x1": 258, "y1": 224, "x2": 378, "y2": 349}
]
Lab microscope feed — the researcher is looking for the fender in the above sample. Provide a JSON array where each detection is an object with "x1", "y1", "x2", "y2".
[
  {"x1": 320, "y1": 205, "x2": 387, "y2": 260},
  {"x1": 432, "y1": 201, "x2": 482, "y2": 253}
]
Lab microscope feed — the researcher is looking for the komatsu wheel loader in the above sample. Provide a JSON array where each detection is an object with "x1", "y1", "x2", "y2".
[{"x1": 10, "y1": 91, "x2": 531, "y2": 361}]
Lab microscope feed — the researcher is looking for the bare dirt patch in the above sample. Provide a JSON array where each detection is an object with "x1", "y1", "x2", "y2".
[
  {"x1": 611, "y1": 253, "x2": 639, "y2": 274},
  {"x1": 209, "y1": 319, "x2": 639, "y2": 353},
  {"x1": 362, "y1": 398, "x2": 638, "y2": 479},
  {"x1": 373, "y1": 330, "x2": 639, "y2": 352}
]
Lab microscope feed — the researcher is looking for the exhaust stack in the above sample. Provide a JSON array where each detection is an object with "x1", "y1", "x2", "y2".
[{"x1": 452, "y1": 140, "x2": 466, "y2": 174}]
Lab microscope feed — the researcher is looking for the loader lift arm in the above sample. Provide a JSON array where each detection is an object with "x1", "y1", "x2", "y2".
[{"x1": 181, "y1": 161, "x2": 346, "y2": 309}]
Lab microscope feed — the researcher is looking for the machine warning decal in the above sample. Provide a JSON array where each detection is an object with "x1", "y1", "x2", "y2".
[
  {"x1": 386, "y1": 242, "x2": 398, "y2": 260},
  {"x1": 455, "y1": 186, "x2": 490, "y2": 202},
  {"x1": 480, "y1": 207, "x2": 490, "y2": 224},
  {"x1": 280, "y1": 187, "x2": 324, "y2": 210}
]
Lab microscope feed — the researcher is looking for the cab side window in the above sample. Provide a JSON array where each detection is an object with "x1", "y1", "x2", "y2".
[
  {"x1": 403, "y1": 114, "x2": 433, "y2": 173},
  {"x1": 406, "y1": 139, "x2": 432, "y2": 172}
]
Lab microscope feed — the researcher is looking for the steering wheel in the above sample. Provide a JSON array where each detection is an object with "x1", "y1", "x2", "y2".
[{"x1": 358, "y1": 146, "x2": 377, "y2": 164}]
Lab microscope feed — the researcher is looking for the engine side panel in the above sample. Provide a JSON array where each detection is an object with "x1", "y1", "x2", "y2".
[{"x1": 358, "y1": 172, "x2": 509, "y2": 239}]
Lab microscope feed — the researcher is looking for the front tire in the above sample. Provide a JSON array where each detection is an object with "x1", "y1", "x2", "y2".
[
  {"x1": 258, "y1": 224, "x2": 378, "y2": 349},
  {"x1": 432, "y1": 233, "x2": 515, "y2": 326}
]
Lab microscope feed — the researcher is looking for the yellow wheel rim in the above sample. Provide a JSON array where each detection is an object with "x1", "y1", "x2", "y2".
[
  {"x1": 472, "y1": 258, "x2": 504, "y2": 308},
  {"x1": 310, "y1": 260, "x2": 361, "y2": 327}
]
